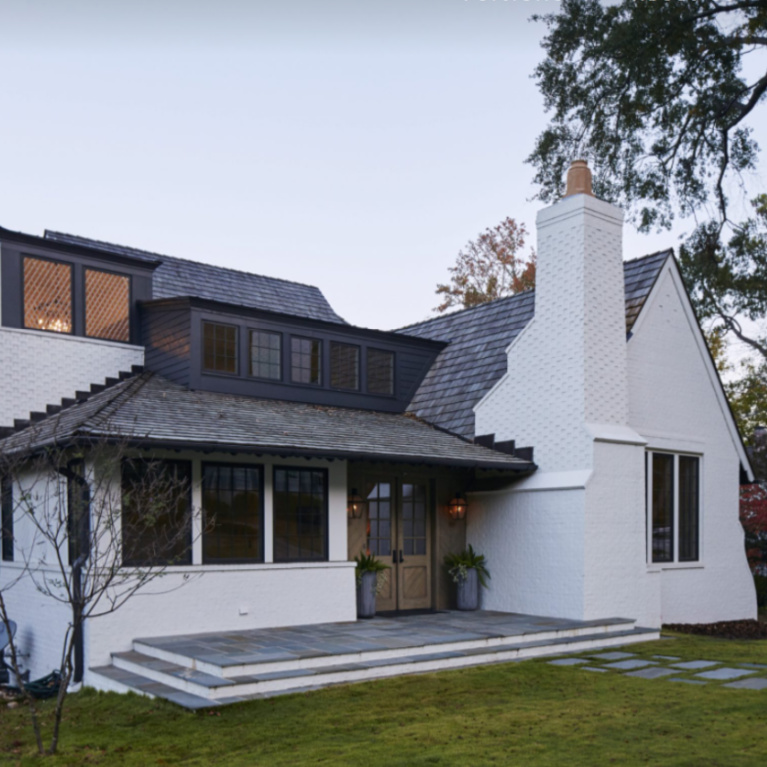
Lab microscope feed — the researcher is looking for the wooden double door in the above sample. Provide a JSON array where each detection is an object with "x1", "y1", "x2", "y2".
[{"x1": 362, "y1": 477, "x2": 432, "y2": 612}]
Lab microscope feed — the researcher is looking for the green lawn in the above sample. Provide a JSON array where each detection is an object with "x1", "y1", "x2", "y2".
[{"x1": 2, "y1": 634, "x2": 766, "y2": 766}]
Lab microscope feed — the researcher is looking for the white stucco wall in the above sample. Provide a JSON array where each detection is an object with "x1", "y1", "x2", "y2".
[
  {"x1": 627, "y1": 262, "x2": 756, "y2": 622},
  {"x1": 0, "y1": 327, "x2": 144, "y2": 427}
]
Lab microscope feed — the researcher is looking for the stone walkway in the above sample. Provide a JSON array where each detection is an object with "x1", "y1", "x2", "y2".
[{"x1": 549, "y1": 650, "x2": 767, "y2": 689}]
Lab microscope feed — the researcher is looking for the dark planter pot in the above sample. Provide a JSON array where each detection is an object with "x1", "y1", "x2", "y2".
[
  {"x1": 357, "y1": 571, "x2": 377, "y2": 619},
  {"x1": 455, "y1": 567, "x2": 479, "y2": 611}
]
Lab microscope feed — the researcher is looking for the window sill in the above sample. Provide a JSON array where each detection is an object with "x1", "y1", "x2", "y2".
[
  {"x1": 647, "y1": 561, "x2": 705, "y2": 573},
  {"x1": 119, "y1": 560, "x2": 356, "y2": 573}
]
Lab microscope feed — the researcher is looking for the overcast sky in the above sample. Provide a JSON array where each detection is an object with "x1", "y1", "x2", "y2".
[{"x1": 1, "y1": 0, "x2": 764, "y2": 340}]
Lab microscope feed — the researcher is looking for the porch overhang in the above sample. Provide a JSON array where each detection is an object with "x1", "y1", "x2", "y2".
[{"x1": 0, "y1": 372, "x2": 536, "y2": 475}]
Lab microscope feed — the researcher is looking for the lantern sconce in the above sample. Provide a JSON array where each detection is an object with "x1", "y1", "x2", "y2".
[
  {"x1": 347, "y1": 488, "x2": 365, "y2": 519},
  {"x1": 448, "y1": 493, "x2": 468, "y2": 521}
]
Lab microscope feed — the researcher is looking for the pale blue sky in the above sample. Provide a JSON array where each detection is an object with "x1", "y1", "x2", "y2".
[{"x1": 1, "y1": 0, "x2": 763, "y2": 335}]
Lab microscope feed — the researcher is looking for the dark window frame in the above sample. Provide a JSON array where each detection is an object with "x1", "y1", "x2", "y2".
[
  {"x1": 290, "y1": 335, "x2": 323, "y2": 386},
  {"x1": 248, "y1": 328, "x2": 283, "y2": 382},
  {"x1": 647, "y1": 451, "x2": 700, "y2": 565},
  {"x1": 366, "y1": 347, "x2": 395, "y2": 397},
  {"x1": 21, "y1": 254, "x2": 75, "y2": 336},
  {"x1": 67, "y1": 460, "x2": 90, "y2": 567},
  {"x1": 121, "y1": 458, "x2": 193, "y2": 567},
  {"x1": 272, "y1": 466, "x2": 328, "y2": 563},
  {"x1": 330, "y1": 340, "x2": 361, "y2": 392},
  {"x1": 202, "y1": 320, "x2": 239, "y2": 376},
  {"x1": 1, "y1": 476, "x2": 13, "y2": 562},
  {"x1": 202, "y1": 461, "x2": 265, "y2": 564},
  {"x1": 84, "y1": 266, "x2": 132, "y2": 343}
]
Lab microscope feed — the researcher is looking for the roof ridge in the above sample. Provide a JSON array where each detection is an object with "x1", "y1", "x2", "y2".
[
  {"x1": 623, "y1": 248, "x2": 674, "y2": 266},
  {"x1": 44, "y1": 230, "x2": 331, "y2": 293}
]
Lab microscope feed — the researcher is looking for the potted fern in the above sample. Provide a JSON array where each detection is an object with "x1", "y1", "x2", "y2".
[
  {"x1": 354, "y1": 552, "x2": 389, "y2": 619},
  {"x1": 445, "y1": 545, "x2": 490, "y2": 610}
]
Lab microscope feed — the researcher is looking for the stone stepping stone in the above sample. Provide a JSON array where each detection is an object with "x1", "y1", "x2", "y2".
[
  {"x1": 548, "y1": 658, "x2": 589, "y2": 666},
  {"x1": 588, "y1": 652, "x2": 635, "y2": 661},
  {"x1": 671, "y1": 660, "x2": 719, "y2": 670},
  {"x1": 625, "y1": 666, "x2": 678, "y2": 680},
  {"x1": 695, "y1": 667, "x2": 756, "y2": 681},
  {"x1": 724, "y1": 678, "x2": 767, "y2": 690},
  {"x1": 669, "y1": 678, "x2": 708, "y2": 685},
  {"x1": 581, "y1": 666, "x2": 609, "y2": 673},
  {"x1": 738, "y1": 663, "x2": 767, "y2": 669},
  {"x1": 604, "y1": 659, "x2": 657, "y2": 671},
  {"x1": 652, "y1": 655, "x2": 681, "y2": 661}
]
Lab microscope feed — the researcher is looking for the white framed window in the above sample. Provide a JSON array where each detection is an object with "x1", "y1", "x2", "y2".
[{"x1": 646, "y1": 451, "x2": 700, "y2": 564}]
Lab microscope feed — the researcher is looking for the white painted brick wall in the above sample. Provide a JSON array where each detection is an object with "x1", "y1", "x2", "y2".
[
  {"x1": 0, "y1": 327, "x2": 144, "y2": 427},
  {"x1": 472, "y1": 193, "x2": 652, "y2": 625},
  {"x1": 628, "y1": 264, "x2": 756, "y2": 623}
]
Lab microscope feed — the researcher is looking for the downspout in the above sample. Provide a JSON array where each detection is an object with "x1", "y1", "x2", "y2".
[{"x1": 56, "y1": 461, "x2": 90, "y2": 685}]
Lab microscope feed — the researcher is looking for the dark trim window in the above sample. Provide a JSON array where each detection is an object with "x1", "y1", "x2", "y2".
[
  {"x1": 23, "y1": 256, "x2": 73, "y2": 334},
  {"x1": 249, "y1": 330, "x2": 282, "y2": 380},
  {"x1": 648, "y1": 452, "x2": 700, "y2": 564},
  {"x1": 367, "y1": 348, "x2": 394, "y2": 396},
  {"x1": 121, "y1": 459, "x2": 192, "y2": 566},
  {"x1": 330, "y1": 341, "x2": 360, "y2": 391},
  {"x1": 67, "y1": 461, "x2": 90, "y2": 567},
  {"x1": 85, "y1": 268, "x2": 130, "y2": 342},
  {"x1": 291, "y1": 337, "x2": 322, "y2": 385},
  {"x1": 273, "y1": 467, "x2": 327, "y2": 562},
  {"x1": 1, "y1": 476, "x2": 13, "y2": 562},
  {"x1": 203, "y1": 321, "x2": 238, "y2": 375},
  {"x1": 202, "y1": 463, "x2": 263, "y2": 563}
]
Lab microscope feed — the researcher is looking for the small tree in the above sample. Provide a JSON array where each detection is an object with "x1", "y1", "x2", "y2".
[
  {"x1": 435, "y1": 217, "x2": 536, "y2": 313},
  {"x1": 0, "y1": 433, "x2": 199, "y2": 756}
]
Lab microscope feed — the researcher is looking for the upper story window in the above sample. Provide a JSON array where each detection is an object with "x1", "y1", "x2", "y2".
[
  {"x1": 250, "y1": 330, "x2": 282, "y2": 380},
  {"x1": 85, "y1": 268, "x2": 130, "y2": 342},
  {"x1": 330, "y1": 341, "x2": 360, "y2": 391},
  {"x1": 648, "y1": 451, "x2": 700, "y2": 564},
  {"x1": 203, "y1": 321, "x2": 238, "y2": 375},
  {"x1": 23, "y1": 256, "x2": 73, "y2": 334},
  {"x1": 291, "y1": 336, "x2": 322, "y2": 385},
  {"x1": 367, "y1": 348, "x2": 394, "y2": 396}
]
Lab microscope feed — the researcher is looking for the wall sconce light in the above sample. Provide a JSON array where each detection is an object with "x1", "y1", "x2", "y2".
[
  {"x1": 448, "y1": 493, "x2": 468, "y2": 521},
  {"x1": 347, "y1": 488, "x2": 365, "y2": 519}
]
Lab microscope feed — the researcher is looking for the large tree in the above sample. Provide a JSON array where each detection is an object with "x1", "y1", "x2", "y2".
[
  {"x1": 435, "y1": 217, "x2": 536, "y2": 313},
  {"x1": 529, "y1": 0, "x2": 767, "y2": 359}
]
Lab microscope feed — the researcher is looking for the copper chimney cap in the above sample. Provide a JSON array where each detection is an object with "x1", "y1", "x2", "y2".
[{"x1": 564, "y1": 159, "x2": 593, "y2": 197}]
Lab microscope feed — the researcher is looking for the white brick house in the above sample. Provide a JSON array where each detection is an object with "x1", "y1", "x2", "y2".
[{"x1": 0, "y1": 161, "x2": 756, "y2": 693}]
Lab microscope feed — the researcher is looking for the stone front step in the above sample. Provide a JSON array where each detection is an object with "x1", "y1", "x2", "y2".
[
  {"x1": 131, "y1": 617, "x2": 638, "y2": 680},
  {"x1": 90, "y1": 626, "x2": 659, "y2": 707}
]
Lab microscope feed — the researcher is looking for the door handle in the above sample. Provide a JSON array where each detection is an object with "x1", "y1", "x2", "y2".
[
  {"x1": 392, "y1": 550, "x2": 397, "y2": 564},
  {"x1": 399, "y1": 550, "x2": 404, "y2": 563}
]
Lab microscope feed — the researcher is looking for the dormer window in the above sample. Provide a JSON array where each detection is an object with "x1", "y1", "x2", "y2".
[
  {"x1": 291, "y1": 337, "x2": 322, "y2": 385},
  {"x1": 203, "y1": 321, "x2": 238, "y2": 375},
  {"x1": 367, "y1": 348, "x2": 394, "y2": 396},
  {"x1": 23, "y1": 256, "x2": 73, "y2": 334},
  {"x1": 250, "y1": 330, "x2": 282, "y2": 380},
  {"x1": 330, "y1": 341, "x2": 360, "y2": 391},
  {"x1": 85, "y1": 268, "x2": 130, "y2": 342}
]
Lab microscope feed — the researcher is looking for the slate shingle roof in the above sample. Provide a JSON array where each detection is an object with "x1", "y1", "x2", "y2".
[
  {"x1": 399, "y1": 250, "x2": 672, "y2": 439},
  {"x1": 44, "y1": 230, "x2": 346, "y2": 324},
  {"x1": 0, "y1": 374, "x2": 534, "y2": 471}
]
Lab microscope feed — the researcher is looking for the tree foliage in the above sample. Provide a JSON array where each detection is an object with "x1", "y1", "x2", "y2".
[
  {"x1": 530, "y1": 0, "x2": 767, "y2": 356},
  {"x1": 740, "y1": 482, "x2": 767, "y2": 574},
  {"x1": 435, "y1": 217, "x2": 536, "y2": 313}
]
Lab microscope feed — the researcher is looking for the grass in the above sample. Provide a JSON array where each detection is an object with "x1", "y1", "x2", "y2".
[{"x1": 2, "y1": 634, "x2": 767, "y2": 766}]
